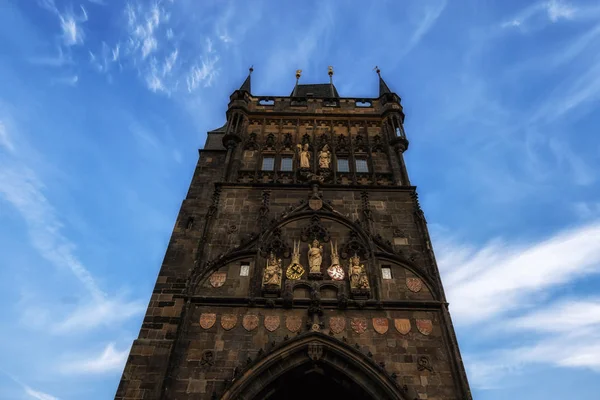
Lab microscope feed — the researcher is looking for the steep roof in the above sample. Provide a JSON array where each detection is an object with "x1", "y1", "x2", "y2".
[{"x1": 291, "y1": 83, "x2": 339, "y2": 98}]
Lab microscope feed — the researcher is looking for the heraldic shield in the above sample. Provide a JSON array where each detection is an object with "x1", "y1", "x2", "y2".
[
  {"x1": 372, "y1": 317, "x2": 389, "y2": 334},
  {"x1": 242, "y1": 314, "x2": 259, "y2": 331},
  {"x1": 329, "y1": 316, "x2": 346, "y2": 334},
  {"x1": 209, "y1": 271, "x2": 227, "y2": 288},
  {"x1": 286, "y1": 316, "x2": 302, "y2": 333},
  {"x1": 416, "y1": 319, "x2": 433, "y2": 336},
  {"x1": 221, "y1": 314, "x2": 238, "y2": 331},
  {"x1": 264, "y1": 315, "x2": 280, "y2": 332},
  {"x1": 350, "y1": 317, "x2": 367, "y2": 334},
  {"x1": 406, "y1": 277, "x2": 423, "y2": 293},
  {"x1": 394, "y1": 318, "x2": 411, "y2": 335},
  {"x1": 199, "y1": 313, "x2": 216, "y2": 330}
]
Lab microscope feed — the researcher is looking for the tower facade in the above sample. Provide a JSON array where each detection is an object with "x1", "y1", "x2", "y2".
[{"x1": 116, "y1": 69, "x2": 472, "y2": 400}]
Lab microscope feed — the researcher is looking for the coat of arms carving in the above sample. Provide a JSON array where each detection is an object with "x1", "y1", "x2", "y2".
[
  {"x1": 242, "y1": 314, "x2": 259, "y2": 332},
  {"x1": 199, "y1": 313, "x2": 216, "y2": 330},
  {"x1": 350, "y1": 317, "x2": 367, "y2": 334},
  {"x1": 329, "y1": 316, "x2": 346, "y2": 334},
  {"x1": 406, "y1": 277, "x2": 423, "y2": 293},
  {"x1": 286, "y1": 316, "x2": 302, "y2": 333},
  {"x1": 221, "y1": 314, "x2": 238, "y2": 331},
  {"x1": 372, "y1": 317, "x2": 389, "y2": 334},
  {"x1": 394, "y1": 318, "x2": 411, "y2": 335},
  {"x1": 209, "y1": 272, "x2": 227, "y2": 288},
  {"x1": 264, "y1": 315, "x2": 280, "y2": 332},
  {"x1": 416, "y1": 319, "x2": 433, "y2": 336}
]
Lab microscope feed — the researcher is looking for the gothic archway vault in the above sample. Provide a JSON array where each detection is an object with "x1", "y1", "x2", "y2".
[{"x1": 220, "y1": 332, "x2": 410, "y2": 400}]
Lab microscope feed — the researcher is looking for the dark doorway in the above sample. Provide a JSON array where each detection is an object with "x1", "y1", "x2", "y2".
[{"x1": 252, "y1": 362, "x2": 375, "y2": 400}]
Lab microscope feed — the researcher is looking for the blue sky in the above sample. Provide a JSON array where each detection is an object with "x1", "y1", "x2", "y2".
[{"x1": 0, "y1": 0, "x2": 599, "y2": 399}]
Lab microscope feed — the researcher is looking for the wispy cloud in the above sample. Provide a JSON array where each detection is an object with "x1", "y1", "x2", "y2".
[
  {"x1": 186, "y1": 56, "x2": 219, "y2": 92},
  {"x1": 60, "y1": 343, "x2": 130, "y2": 374},
  {"x1": 500, "y1": 0, "x2": 593, "y2": 29},
  {"x1": 51, "y1": 75, "x2": 79, "y2": 86},
  {"x1": 437, "y1": 221, "x2": 600, "y2": 325},
  {"x1": 0, "y1": 121, "x2": 15, "y2": 153},
  {"x1": 24, "y1": 386, "x2": 60, "y2": 400},
  {"x1": 402, "y1": 0, "x2": 447, "y2": 56}
]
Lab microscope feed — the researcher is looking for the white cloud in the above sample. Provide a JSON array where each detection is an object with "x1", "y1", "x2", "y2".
[
  {"x1": 51, "y1": 75, "x2": 79, "y2": 86},
  {"x1": 403, "y1": 0, "x2": 447, "y2": 56},
  {"x1": 24, "y1": 386, "x2": 59, "y2": 400},
  {"x1": 0, "y1": 120, "x2": 15, "y2": 152},
  {"x1": 186, "y1": 57, "x2": 219, "y2": 92},
  {"x1": 52, "y1": 296, "x2": 145, "y2": 334},
  {"x1": 509, "y1": 298, "x2": 600, "y2": 333},
  {"x1": 437, "y1": 221, "x2": 600, "y2": 325},
  {"x1": 546, "y1": 0, "x2": 576, "y2": 22},
  {"x1": 501, "y1": 0, "x2": 579, "y2": 29},
  {"x1": 60, "y1": 343, "x2": 130, "y2": 374}
]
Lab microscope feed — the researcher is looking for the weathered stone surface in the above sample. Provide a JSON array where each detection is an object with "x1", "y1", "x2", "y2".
[{"x1": 115, "y1": 74, "x2": 472, "y2": 400}]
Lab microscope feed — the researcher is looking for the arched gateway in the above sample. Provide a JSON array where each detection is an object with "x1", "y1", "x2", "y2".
[
  {"x1": 115, "y1": 69, "x2": 472, "y2": 400},
  {"x1": 221, "y1": 332, "x2": 409, "y2": 400}
]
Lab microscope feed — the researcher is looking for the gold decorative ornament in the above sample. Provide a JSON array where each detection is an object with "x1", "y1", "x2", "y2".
[{"x1": 286, "y1": 240, "x2": 305, "y2": 280}]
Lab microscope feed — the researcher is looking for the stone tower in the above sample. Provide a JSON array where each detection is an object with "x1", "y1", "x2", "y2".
[{"x1": 115, "y1": 68, "x2": 472, "y2": 400}]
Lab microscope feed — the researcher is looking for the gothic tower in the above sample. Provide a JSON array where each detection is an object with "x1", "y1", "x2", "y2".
[{"x1": 115, "y1": 68, "x2": 472, "y2": 400}]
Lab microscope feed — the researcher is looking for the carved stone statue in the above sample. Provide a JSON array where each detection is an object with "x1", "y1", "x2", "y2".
[
  {"x1": 297, "y1": 143, "x2": 310, "y2": 169},
  {"x1": 348, "y1": 254, "x2": 370, "y2": 290},
  {"x1": 262, "y1": 252, "x2": 282, "y2": 288},
  {"x1": 318, "y1": 144, "x2": 331, "y2": 169},
  {"x1": 307, "y1": 239, "x2": 323, "y2": 274}
]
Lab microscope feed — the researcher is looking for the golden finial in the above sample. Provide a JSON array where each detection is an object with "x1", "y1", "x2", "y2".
[
  {"x1": 296, "y1": 69, "x2": 302, "y2": 79},
  {"x1": 328, "y1": 66, "x2": 334, "y2": 76}
]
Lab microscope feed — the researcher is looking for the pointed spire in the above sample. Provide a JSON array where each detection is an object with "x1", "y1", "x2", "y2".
[
  {"x1": 239, "y1": 66, "x2": 253, "y2": 93},
  {"x1": 375, "y1": 66, "x2": 392, "y2": 96},
  {"x1": 292, "y1": 69, "x2": 302, "y2": 97},
  {"x1": 328, "y1": 66, "x2": 335, "y2": 97}
]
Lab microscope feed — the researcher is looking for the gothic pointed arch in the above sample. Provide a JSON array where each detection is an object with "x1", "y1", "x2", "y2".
[
  {"x1": 220, "y1": 332, "x2": 411, "y2": 400},
  {"x1": 375, "y1": 252, "x2": 442, "y2": 300}
]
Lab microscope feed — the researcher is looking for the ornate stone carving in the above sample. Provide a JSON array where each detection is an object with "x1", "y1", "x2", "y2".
[
  {"x1": 406, "y1": 277, "x2": 423, "y2": 293},
  {"x1": 260, "y1": 227, "x2": 290, "y2": 258},
  {"x1": 340, "y1": 230, "x2": 368, "y2": 259},
  {"x1": 418, "y1": 356, "x2": 434, "y2": 373},
  {"x1": 264, "y1": 315, "x2": 280, "y2": 332},
  {"x1": 373, "y1": 317, "x2": 389, "y2": 334},
  {"x1": 350, "y1": 317, "x2": 367, "y2": 334},
  {"x1": 318, "y1": 144, "x2": 331, "y2": 168},
  {"x1": 285, "y1": 316, "x2": 302, "y2": 333},
  {"x1": 286, "y1": 240, "x2": 305, "y2": 280},
  {"x1": 307, "y1": 239, "x2": 323, "y2": 278},
  {"x1": 394, "y1": 319, "x2": 411, "y2": 335},
  {"x1": 416, "y1": 319, "x2": 433, "y2": 336},
  {"x1": 329, "y1": 316, "x2": 346, "y2": 334},
  {"x1": 307, "y1": 342, "x2": 323, "y2": 361},
  {"x1": 297, "y1": 143, "x2": 311, "y2": 169},
  {"x1": 209, "y1": 272, "x2": 226, "y2": 288},
  {"x1": 300, "y1": 215, "x2": 330, "y2": 243},
  {"x1": 221, "y1": 314, "x2": 238, "y2": 331},
  {"x1": 200, "y1": 350, "x2": 215, "y2": 367},
  {"x1": 262, "y1": 252, "x2": 282, "y2": 293},
  {"x1": 242, "y1": 314, "x2": 259, "y2": 331},
  {"x1": 199, "y1": 313, "x2": 216, "y2": 330},
  {"x1": 348, "y1": 254, "x2": 370, "y2": 298},
  {"x1": 327, "y1": 241, "x2": 345, "y2": 280}
]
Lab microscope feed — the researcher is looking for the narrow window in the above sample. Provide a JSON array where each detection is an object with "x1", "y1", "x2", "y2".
[
  {"x1": 396, "y1": 127, "x2": 402, "y2": 136},
  {"x1": 355, "y1": 159, "x2": 369, "y2": 173},
  {"x1": 381, "y1": 266, "x2": 392, "y2": 280},
  {"x1": 240, "y1": 262, "x2": 250, "y2": 277},
  {"x1": 337, "y1": 158, "x2": 349, "y2": 172},
  {"x1": 262, "y1": 157, "x2": 274, "y2": 171},
  {"x1": 280, "y1": 157, "x2": 293, "y2": 172}
]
